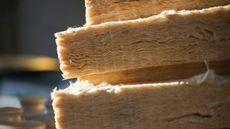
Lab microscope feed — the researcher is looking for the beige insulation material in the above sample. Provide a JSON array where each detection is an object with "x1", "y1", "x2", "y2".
[
  {"x1": 56, "y1": 5, "x2": 230, "y2": 84},
  {"x1": 52, "y1": 70, "x2": 230, "y2": 129},
  {"x1": 85, "y1": 0, "x2": 230, "y2": 25}
]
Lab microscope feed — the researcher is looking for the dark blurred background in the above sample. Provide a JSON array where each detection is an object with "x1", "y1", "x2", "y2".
[
  {"x1": 1, "y1": 0, "x2": 85, "y2": 56},
  {"x1": 0, "y1": 0, "x2": 84, "y2": 107}
]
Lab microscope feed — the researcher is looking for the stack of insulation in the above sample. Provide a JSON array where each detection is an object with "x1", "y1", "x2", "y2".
[{"x1": 52, "y1": 1, "x2": 230, "y2": 129}]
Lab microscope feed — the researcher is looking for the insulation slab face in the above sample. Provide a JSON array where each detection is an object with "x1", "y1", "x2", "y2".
[
  {"x1": 56, "y1": 5, "x2": 230, "y2": 84},
  {"x1": 52, "y1": 71, "x2": 230, "y2": 129},
  {"x1": 85, "y1": 0, "x2": 230, "y2": 25}
]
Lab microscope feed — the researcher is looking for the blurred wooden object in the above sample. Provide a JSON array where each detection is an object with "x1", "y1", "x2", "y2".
[
  {"x1": 21, "y1": 96, "x2": 46, "y2": 113},
  {"x1": 0, "y1": 107, "x2": 46, "y2": 129},
  {"x1": 0, "y1": 107, "x2": 22, "y2": 123},
  {"x1": 0, "y1": 121, "x2": 46, "y2": 129},
  {"x1": 21, "y1": 96, "x2": 55, "y2": 129}
]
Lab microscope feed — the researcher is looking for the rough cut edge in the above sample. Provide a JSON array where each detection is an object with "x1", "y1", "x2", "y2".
[
  {"x1": 55, "y1": 4, "x2": 230, "y2": 79},
  {"x1": 55, "y1": 4, "x2": 230, "y2": 39},
  {"x1": 51, "y1": 70, "x2": 229, "y2": 98},
  {"x1": 51, "y1": 70, "x2": 230, "y2": 129},
  {"x1": 84, "y1": 0, "x2": 230, "y2": 25}
]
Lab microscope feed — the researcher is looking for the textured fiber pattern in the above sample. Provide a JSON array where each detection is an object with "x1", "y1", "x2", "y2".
[
  {"x1": 56, "y1": 5, "x2": 230, "y2": 84},
  {"x1": 85, "y1": 0, "x2": 230, "y2": 25},
  {"x1": 52, "y1": 72, "x2": 230, "y2": 129}
]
